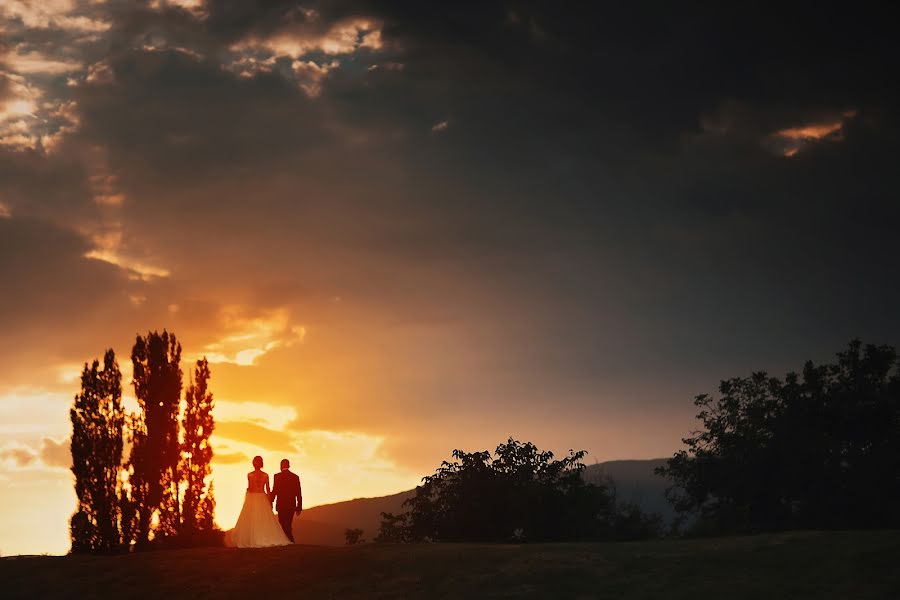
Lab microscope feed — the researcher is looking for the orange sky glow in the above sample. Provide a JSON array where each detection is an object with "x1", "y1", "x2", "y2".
[{"x1": 3, "y1": 1, "x2": 896, "y2": 559}]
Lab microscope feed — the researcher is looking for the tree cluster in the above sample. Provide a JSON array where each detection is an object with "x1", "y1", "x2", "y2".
[
  {"x1": 69, "y1": 331, "x2": 218, "y2": 553},
  {"x1": 658, "y1": 340, "x2": 900, "y2": 534},
  {"x1": 377, "y1": 438, "x2": 661, "y2": 543}
]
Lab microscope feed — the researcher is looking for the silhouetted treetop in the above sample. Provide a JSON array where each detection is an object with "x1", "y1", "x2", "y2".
[
  {"x1": 658, "y1": 339, "x2": 900, "y2": 534},
  {"x1": 378, "y1": 438, "x2": 660, "y2": 543},
  {"x1": 70, "y1": 349, "x2": 124, "y2": 554}
]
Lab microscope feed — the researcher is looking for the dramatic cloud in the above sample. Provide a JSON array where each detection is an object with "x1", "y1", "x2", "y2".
[
  {"x1": 201, "y1": 307, "x2": 305, "y2": 366},
  {"x1": 0, "y1": 0, "x2": 110, "y2": 33},
  {"x1": 1, "y1": 0, "x2": 899, "y2": 556},
  {"x1": 2, "y1": 0, "x2": 898, "y2": 431},
  {"x1": 230, "y1": 15, "x2": 383, "y2": 58}
]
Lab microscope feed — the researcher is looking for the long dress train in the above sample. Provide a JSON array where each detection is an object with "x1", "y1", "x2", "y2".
[{"x1": 232, "y1": 470, "x2": 291, "y2": 548}]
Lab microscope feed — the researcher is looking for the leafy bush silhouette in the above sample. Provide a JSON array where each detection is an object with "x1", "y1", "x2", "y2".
[
  {"x1": 378, "y1": 438, "x2": 661, "y2": 542},
  {"x1": 344, "y1": 528, "x2": 365, "y2": 545}
]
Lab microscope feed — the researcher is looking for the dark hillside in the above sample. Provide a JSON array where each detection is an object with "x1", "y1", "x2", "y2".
[
  {"x1": 4, "y1": 531, "x2": 898, "y2": 599},
  {"x1": 295, "y1": 490, "x2": 415, "y2": 545}
]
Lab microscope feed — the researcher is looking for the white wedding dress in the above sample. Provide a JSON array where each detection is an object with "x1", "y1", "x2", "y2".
[{"x1": 231, "y1": 469, "x2": 291, "y2": 548}]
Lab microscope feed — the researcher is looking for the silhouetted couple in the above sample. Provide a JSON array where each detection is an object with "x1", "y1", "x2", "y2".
[{"x1": 232, "y1": 456, "x2": 303, "y2": 548}]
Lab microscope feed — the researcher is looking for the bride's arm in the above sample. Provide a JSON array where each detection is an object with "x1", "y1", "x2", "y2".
[
  {"x1": 265, "y1": 473, "x2": 271, "y2": 495},
  {"x1": 247, "y1": 472, "x2": 252, "y2": 492}
]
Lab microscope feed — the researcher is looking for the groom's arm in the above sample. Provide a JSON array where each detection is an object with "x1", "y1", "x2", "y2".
[{"x1": 296, "y1": 475, "x2": 303, "y2": 514}]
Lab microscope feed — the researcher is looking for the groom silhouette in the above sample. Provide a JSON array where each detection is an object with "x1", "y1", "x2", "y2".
[{"x1": 270, "y1": 458, "x2": 302, "y2": 542}]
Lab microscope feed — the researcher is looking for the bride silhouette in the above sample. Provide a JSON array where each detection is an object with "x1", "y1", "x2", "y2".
[{"x1": 231, "y1": 456, "x2": 291, "y2": 548}]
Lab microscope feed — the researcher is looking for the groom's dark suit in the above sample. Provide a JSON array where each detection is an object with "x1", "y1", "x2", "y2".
[{"x1": 270, "y1": 469, "x2": 302, "y2": 542}]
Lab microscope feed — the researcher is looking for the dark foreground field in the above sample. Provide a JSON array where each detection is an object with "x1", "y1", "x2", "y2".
[{"x1": 2, "y1": 531, "x2": 899, "y2": 599}]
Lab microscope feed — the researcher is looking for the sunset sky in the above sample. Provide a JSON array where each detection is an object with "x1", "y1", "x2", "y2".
[{"x1": 2, "y1": 2, "x2": 899, "y2": 556}]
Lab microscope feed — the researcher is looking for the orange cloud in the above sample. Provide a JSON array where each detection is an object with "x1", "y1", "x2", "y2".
[
  {"x1": 84, "y1": 246, "x2": 171, "y2": 280},
  {"x1": 776, "y1": 120, "x2": 845, "y2": 141},
  {"x1": 225, "y1": 15, "x2": 383, "y2": 95},
  {"x1": 214, "y1": 451, "x2": 250, "y2": 465},
  {"x1": 200, "y1": 307, "x2": 305, "y2": 366},
  {"x1": 0, "y1": 0, "x2": 110, "y2": 32},
  {"x1": 0, "y1": 437, "x2": 68, "y2": 469},
  {"x1": 214, "y1": 420, "x2": 297, "y2": 452},
  {"x1": 0, "y1": 445, "x2": 36, "y2": 467},
  {"x1": 2, "y1": 48, "x2": 82, "y2": 75},
  {"x1": 233, "y1": 17, "x2": 383, "y2": 58},
  {"x1": 772, "y1": 110, "x2": 857, "y2": 157},
  {"x1": 39, "y1": 436, "x2": 69, "y2": 468},
  {"x1": 291, "y1": 60, "x2": 340, "y2": 98}
]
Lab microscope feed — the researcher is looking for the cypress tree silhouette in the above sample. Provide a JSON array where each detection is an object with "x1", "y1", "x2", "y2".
[
  {"x1": 126, "y1": 331, "x2": 183, "y2": 545},
  {"x1": 69, "y1": 349, "x2": 124, "y2": 553},
  {"x1": 180, "y1": 358, "x2": 216, "y2": 533}
]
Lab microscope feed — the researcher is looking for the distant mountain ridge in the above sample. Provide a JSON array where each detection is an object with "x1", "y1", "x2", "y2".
[
  {"x1": 293, "y1": 489, "x2": 416, "y2": 545},
  {"x1": 582, "y1": 458, "x2": 676, "y2": 523},
  {"x1": 293, "y1": 458, "x2": 674, "y2": 545}
]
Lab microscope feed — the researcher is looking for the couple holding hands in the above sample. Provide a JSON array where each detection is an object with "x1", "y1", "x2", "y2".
[{"x1": 232, "y1": 456, "x2": 303, "y2": 548}]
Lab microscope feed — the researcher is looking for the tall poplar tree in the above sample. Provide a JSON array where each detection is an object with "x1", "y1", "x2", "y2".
[
  {"x1": 127, "y1": 331, "x2": 183, "y2": 544},
  {"x1": 70, "y1": 349, "x2": 124, "y2": 553},
  {"x1": 180, "y1": 358, "x2": 216, "y2": 533}
]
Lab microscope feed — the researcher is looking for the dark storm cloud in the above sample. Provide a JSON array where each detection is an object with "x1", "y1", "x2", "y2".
[
  {"x1": 309, "y1": 2, "x2": 900, "y2": 414},
  {"x1": 73, "y1": 48, "x2": 330, "y2": 180},
  {"x1": 32, "y1": 6, "x2": 900, "y2": 325},
  {"x1": 0, "y1": 147, "x2": 93, "y2": 221},
  {"x1": 2, "y1": 0, "x2": 899, "y2": 458},
  {"x1": 322, "y1": 4, "x2": 899, "y2": 332}
]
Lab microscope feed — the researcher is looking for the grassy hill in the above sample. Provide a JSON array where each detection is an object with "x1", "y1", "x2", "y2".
[
  {"x1": 295, "y1": 458, "x2": 673, "y2": 545},
  {"x1": 3, "y1": 531, "x2": 898, "y2": 598}
]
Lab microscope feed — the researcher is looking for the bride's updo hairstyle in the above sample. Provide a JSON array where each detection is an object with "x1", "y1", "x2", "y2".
[{"x1": 252, "y1": 456, "x2": 263, "y2": 469}]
